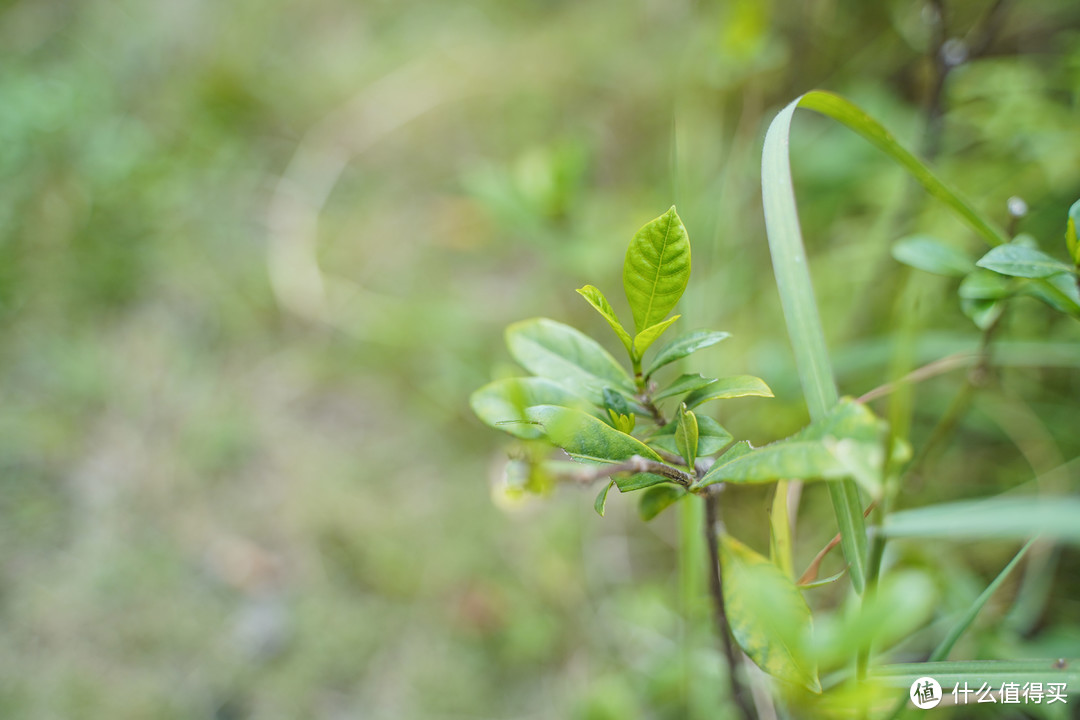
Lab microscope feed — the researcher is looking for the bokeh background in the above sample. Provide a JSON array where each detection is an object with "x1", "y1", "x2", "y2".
[{"x1": 2, "y1": 0, "x2": 1079, "y2": 717}]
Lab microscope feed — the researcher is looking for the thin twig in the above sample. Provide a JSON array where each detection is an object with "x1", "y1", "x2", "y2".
[
  {"x1": 557, "y1": 455, "x2": 695, "y2": 488},
  {"x1": 704, "y1": 489, "x2": 756, "y2": 720},
  {"x1": 856, "y1": 351, "x2": 976, "y2": 403}
]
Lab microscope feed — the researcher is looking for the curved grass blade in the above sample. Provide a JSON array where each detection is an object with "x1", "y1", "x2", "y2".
[
  {"x1": 928, "y1": 540, "x2": 1034, "y2": 662},
  {"x1": 882, "y1": 496, "x2": 1080, "y2": 543}
]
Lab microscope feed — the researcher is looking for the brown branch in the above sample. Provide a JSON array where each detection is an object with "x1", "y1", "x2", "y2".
[
  {"x1": 556, "y1": 455, "x2": 695, "y2": 488},
  {"x1": 704, "y1": 489, "x2": 755, "y2": 720},
  {"x1": 856, "y1": 351, "x2": 976, "y2": 403}
]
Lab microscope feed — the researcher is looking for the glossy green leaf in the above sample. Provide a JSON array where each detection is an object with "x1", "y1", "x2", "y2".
[
  {"x1": 721, "y1": 535, "x2": 820, "y2": 692},
  {"x1": 683, "y1": 375, "x2": 774, "y2": 409},
  {"x1": 638, "y1": 485, "x2": 686, "y2": 521},
  {"x1": 506, "y1": 318, "x2": 634, "y2": 403},
  {"x1": 633, "y1": 314, "x2": 680, "y2": 357},
  {"x1": 602, "y1": 387, "x2": 632, "y2": 417},
  {"x1": 882, "y1": 495, "x2": 1080, "y2": 543},
  {"x1": 654, "y1": 373, "x2": 717, "y2": 401},
  {"x1": 977, "y1": 243, "x2": 1077, "y2": 279},
  {"x1": 694, "y1": 400, "x2": 884, "y2": 489},
  {"x1": 675, "y1": 403, "x2": 698, "y2": 468},
  {"x1": 1067, "y1": 198, "x2": 1080, "y2": 265},
  {"x1": 525, "y1": 404, "x2": 663, "y2": 464},
  {"x1": 892, "y1": 235, "x2": 975, "y2": 277},
  {"x1": 622, "y1": 207, "x2": 691, "y2": 333},
  {"x1": 470, "y1": 377, "x2": 592, "y2": 439},
  {"x1": 649, "y1": 415, "x2": 733, "y2": 457},
  {"x1": 594, "y1": 479, "x2": 615, "y2": 517},
  {"x1": 929, "y1": 540, "x2": 1033, "y2": 662},
  {"x1": 576, "y1": 285, "x2": 633, "y2": 355},
  {"x1": 615, "y1": 472, "x2": 674, "y2": 492},
  {"x1": 644, "y1": 330, "x2": 730, "y2": 378}
]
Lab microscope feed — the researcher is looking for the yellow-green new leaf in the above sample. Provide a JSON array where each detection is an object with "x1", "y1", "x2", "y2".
[
  {"x1": 675, "y1": 403, "x2": 698, "y2": 468},
  {"x1": 683, "y1": 375, "x2": 774, "y2": 409},
  {"x1": 633, "y1": 315, "x2": 680, "y2": 358},
  {"x1": 470, "y1": 377, "x2": 593, "y2": 439},
  {"x1": 694, "y1": 399, "x2": 885, "y2": 489},
  {"x1": 623, "y1": 207, "x2": 691, "y2": 333},
  {"x1": 525, "y1": 404, "x2": 663, "y2": 464},
  {"x1": 576, "y1": 285, "x2": 633, "y2": 355},
  {"x1": 1067, "y1": 199, "x2": 1080, "y2": 265},
  {"x1": 594, "y1": 480, "x2": 615, "y2": 517},
  {"x1": 506, "y1": 318, "x2": 634, "y2": 404},
  {"x1": 648, "y1": 414, "x2": 733, "y2": 457},
  {"x1": 721, "y1": 535, "x2": 820, "y2": 693}
]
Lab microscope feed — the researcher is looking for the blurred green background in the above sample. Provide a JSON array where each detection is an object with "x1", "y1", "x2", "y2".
[{"x1": 1, "y1": 0, "x2": 1079, "y2": 717}]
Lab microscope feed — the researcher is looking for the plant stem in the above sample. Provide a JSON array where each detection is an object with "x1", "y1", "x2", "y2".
[{"x1": 703, "y1": 489, "x2": 755, "y2": 720}]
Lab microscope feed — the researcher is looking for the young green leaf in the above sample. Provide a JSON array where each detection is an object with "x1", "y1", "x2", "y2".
[
  {"x1": 1067, "y1": 198, "x2": 1080, "y2": 265},
  {"x1": 891, "y1": 235, "x2": 975, "y2": 277},
  {"x1": 976, "y1": 243, "x2": 1077, "y2": 279},
  {"x1": 525, "y1": 404, "x2": 663, "y2": 464},
  {"x1": 615, "y1": 472, "x2": 676, "y2": 493},
  {"x1": 683, "y1": 375, "x2": 774, "y2": 409},
  {"x1": 694, "y1": 399, "x2": 885, "y2": 489},
  {"x1": 1019, "y1": 271, "x2": 1080, "y2": 318},
  {"x1": 644, "y1": 330, "x2": 730, "y2": 378},
  {"x1": 654, "y1": 373, "x2": 718, "y2": 402},
  {"x1": 638, "y1": 485, "x2": 686, "y2": 521},
  {"x1": 675, "y1": 403, "x2": 698, "y2": 468},
  {"x1": 470, "y1": 377, "x2": 593, "y2": 439},
  {"x1": 622, "y1": 206, "x2": 691, "y2": 333},
  {"x1": 602, "y1": 387, "x2": 632, "y2": 417},
  {"x1": 594, "y1": 479, "x2": 615, "y2": 517},
  {"x1": 506, "y1": 318, "x2": 634, "y2": 403},
  {"x1": 648, "y1": 414, "x2": 733, "y2": 457},
  {"x1": 632, "y1": 315, "x2": 681, "y2": 357},
  {"x1": 721, "y1": 534, "x2": 820, "y2": 693},
  {"x1": 770, "y1": 481, "x2": 794, "y2": 579},
  {"x1": 576, "y1": 285, "x2": 633, "y2": 355}
]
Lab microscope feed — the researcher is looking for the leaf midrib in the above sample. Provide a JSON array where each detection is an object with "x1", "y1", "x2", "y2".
[{"x1": 641, "y1": 214, "x2": 675, "y2": 328}]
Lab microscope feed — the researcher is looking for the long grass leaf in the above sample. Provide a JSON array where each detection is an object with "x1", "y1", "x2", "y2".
[{"x1": 928, "y1": 539, "x2": 1034, "y2": 662}]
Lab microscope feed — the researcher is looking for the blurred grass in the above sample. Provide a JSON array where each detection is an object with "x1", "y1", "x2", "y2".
[{"x1": 0, "y1": 0, "x2": 1078, "y2": 717}]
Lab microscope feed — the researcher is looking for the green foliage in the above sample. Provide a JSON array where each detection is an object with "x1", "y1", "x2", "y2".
[
  {"x1": 649, "y1": 415, "x2": 733, "y2": 458},
  {"x1": 720, "y1": 535, "x2": 820, "y2": 693},
  {"x1": 891, "y1": 235, "x2": 975, "y2": 277},
  {"x1": 674, "y1": 403, "x2": 698, "y2": 469},
  {"x1": 622, "y1": 207, "x2": 691, "y2": 336},
  {"x1": 977, "y1": 243, "x2": 1078, "y2": 279},
  {"x1": 576, "y1": 285, "x2": 634, "y2": 354},
  {"x1": 644, "y1": 330, "x2": 730, "y2": 379},
  {"x1": 682, "y1": 375, "x2": 774, "y2": 409},
  {"x1": 638, "y1": 485, "x2": 687, "y2": 522}
]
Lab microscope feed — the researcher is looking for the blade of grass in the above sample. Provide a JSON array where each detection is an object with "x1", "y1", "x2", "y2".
[
  {"x1": 872, "y1": 659, "x2": 1078, "y2": 689},
  {"x1": 761, "y1": 91, "x2": 1019, "y2": 596},
  {"x1": 928, "y1": 539, "x2": 1034, "y2": 662}
]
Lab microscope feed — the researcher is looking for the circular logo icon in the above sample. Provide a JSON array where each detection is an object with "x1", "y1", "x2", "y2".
[{"x1": 910, "y1": 676, "x2": 942, "y2": 709}]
